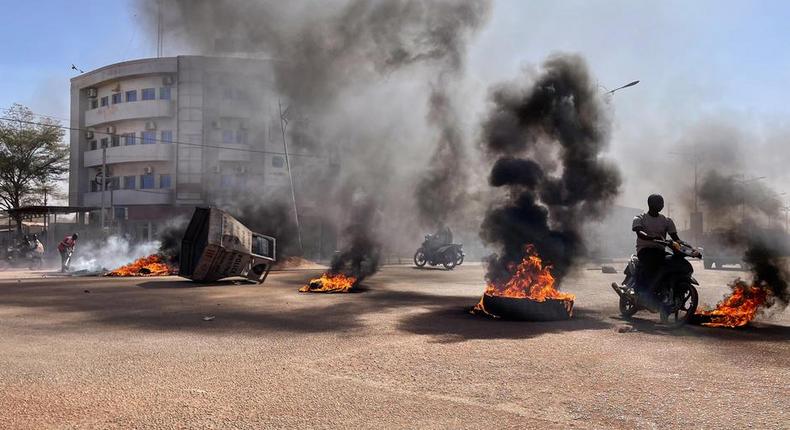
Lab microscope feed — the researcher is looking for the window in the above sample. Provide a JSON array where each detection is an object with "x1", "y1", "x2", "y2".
[
  {"x1": 160, "y1": 130, "x2": 173, "y2": 144},
  {"x1": 236, "y1": 130, "x2": 247, "y2": 144},
  {"x1": 90, "y1": 99, "x2": 98, "y2": 109},
  {"x1": 100, "y1": 137, "x2": 109, "y2": 148},
  {"x1": 220, "y1": 175, "x2": 236, "y2": 187},
  {"x1": 140, "y1": 174, "x2": 155, "y2": 189},
  {"x1": 123, "y1": 176, "x2": 136, "y2": 189},
  {"x1": 141, "y1": 131, "x2": 156, "y2": 144},
  {"x1": 141, "y1": 88, "x2": 156, "y2": 100},
  {"x1": 90, "y1": 140, "x2": 97, "y2": 150},
  {"x1": 222, "y1": 130, "x2": 234, "y2": 143},
  {"x1": 272, "y1": 156, "x2": 284, "y2": 168},
  {"x1": 104, "y1": 177, "x2": 119, "y2": 191},
  {"x1": 123, "y1": 133, "x2": 136, "y2": 145},
  {"x1": 159, "y1": 87, "x2": 171, "y2": 100},
  {"x1": 113, "y1": 207, "x2": 127, "y2": 220},
  {"x1": 100, "y1": 96, "x2": 108, "y2": 107},
  {"x1": 112, "y1": 93, "x2": 122, "y2": 104},
  {"x1": 111, "y1": 135, "x2": 120, "y2": 147},
  {"x1": 125, "y1": 90, "x2": 137, "y2": 102},
  {"x1": 160, "y1": 174, "x2": 171, "y2": 189}
]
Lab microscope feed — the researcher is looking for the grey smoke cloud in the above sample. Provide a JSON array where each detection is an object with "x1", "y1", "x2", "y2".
[{"x1": 138, "y1": 0, "x2": 492, "y2": 275}]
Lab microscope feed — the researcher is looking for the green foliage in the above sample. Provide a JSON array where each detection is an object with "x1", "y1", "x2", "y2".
[{"x1": 0, "y1": 103, "x2": 68, "y2": 214}]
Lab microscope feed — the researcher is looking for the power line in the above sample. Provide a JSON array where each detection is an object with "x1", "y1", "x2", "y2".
[{"x1": 0, "y1": 116, "x2": 324, "y2": 159}]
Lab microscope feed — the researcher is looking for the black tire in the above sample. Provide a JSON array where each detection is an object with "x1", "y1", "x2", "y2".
[
  {"x1": 456, "y1": 253, "x2": 464, "y2": 266},
  {"x1": 619, "y1": 296, "x2": 638, "y2": 318},
  {"x1": 413, "y1": 250, "x2": 427, "y2": 267},
  {"x1": 660, "y1": 283, "x2": 698, "y2": 328},
  {"x1": 442, "y1": 254, "x2": 457, "y2": 270}
]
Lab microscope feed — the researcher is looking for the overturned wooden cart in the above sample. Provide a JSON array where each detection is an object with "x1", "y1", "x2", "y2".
[{"x1": 179, "y1": 207, "x2": 276, "y2": 283}]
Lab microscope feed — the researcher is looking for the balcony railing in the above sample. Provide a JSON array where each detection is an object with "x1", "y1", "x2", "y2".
[
  {"x1": 84, "y1": 143, "x2": 174, "y2": 167},
  {"x1": 85, "y1": 99, "x2": 174, "y2": 127},
  {"x1": 83, "y1": 189, "x2": 172, "y2": 206}
]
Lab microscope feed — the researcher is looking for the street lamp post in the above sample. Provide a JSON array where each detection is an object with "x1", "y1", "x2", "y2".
[
  {"x1": 734, "y1": 175, "x2": 766, "y2": 222},
  {"x1": 606, "y1": 80, "x2": 640, "y2": 95}
]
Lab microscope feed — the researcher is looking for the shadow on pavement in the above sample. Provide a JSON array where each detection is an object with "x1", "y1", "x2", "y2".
[
  {"x1": 610, "y1": 315, "x2": 790, "y2": 342},
  {"x1": 398, "y1": 301, "x2": 613, "y2": 343}
]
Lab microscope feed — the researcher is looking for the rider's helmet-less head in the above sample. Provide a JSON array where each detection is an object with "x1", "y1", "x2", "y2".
[{"x1": 647, "y1": 194, "x2": 664, "y2": 213}]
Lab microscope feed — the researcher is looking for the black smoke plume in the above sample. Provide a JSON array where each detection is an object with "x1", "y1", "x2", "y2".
[
  {"x1": 479, "y1": 54, "x2": 621, "y2": 286},
  {"x1": 328, "y1": 191, "x2": 382, "y2": 282},
  {"x1": 698, "y1": 172, "x2": 789, "y2": 314}
]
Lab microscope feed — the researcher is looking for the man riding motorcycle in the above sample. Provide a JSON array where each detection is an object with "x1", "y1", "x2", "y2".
[{"x1": 632, "y1": 194, "x2": 686, "y2": 295}]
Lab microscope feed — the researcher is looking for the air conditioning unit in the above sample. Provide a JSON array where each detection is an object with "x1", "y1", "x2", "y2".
[
  {"x1": 212, "y1": 166, "x2": 221, "y2": 174},
  {"x1": 112, "y1": 83, "x2": 121, "y2": 92},
  {"x1": 238, "y1": 166, "x2": 247, "y2": 174},
  {"x1": 239, "y1": 120, "x2": 248, "y2": 130},
  {"x1": 162, "y1": 75, "x2": 174, "y2": 86},
  {"x1": 143, "y1": 166, "x2": 153, "y2": 174},
  {"x1": 106, "y1": 126, "x2": 116, "y2": 134},
  {"x1": 145, "y1": 121, "x2": 157, "y2": 130},
  {"x1": 87, "y1": 88, "x2": 98, "y2": 98},
  {"x1": 85, "y1": 130, "x2": 94, "y2": 139}
]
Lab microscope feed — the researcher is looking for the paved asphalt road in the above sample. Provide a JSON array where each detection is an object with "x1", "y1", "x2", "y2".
[{"x1": 0, "y1": 262, "x2": 787, "y2": 429}]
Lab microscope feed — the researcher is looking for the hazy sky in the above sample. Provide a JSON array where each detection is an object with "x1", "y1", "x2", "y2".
[{"x1": 1, "y1": 0, "x2": 788, "y2": 218}]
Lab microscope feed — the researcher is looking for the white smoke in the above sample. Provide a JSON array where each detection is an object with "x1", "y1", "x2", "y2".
[{"x1": 70, "y1": 235, "x2": 160, "y2": 272}]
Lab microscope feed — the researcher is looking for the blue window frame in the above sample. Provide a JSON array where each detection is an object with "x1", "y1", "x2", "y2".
[
  {"x1": 222, "y1": 130, "x2": 234, "y2": 143},
  {"x1": 159, "y1": 87, "x2": 171, "y2": 100},
  {"x1": 141, "y1": 131, "x2": 156, "y2": 145},
  {"x1": 160, "y1": 130, "x2": 173, "y2": 143},
  {"x1": 236, "y1": 130, "x2": 247, "y2": 144},
  {"x1": 111, "y1": 93, "x2": 122, "y2": 104},
  {"x1": 220, "y1": 175, "x2": 236, "y2": 187},
  {"x1": 124, "y1": 133, "x2": 136, "y2": 145},
  {"x1": 140, "y1": 174, "x2": 155, "y2": 189},
  {"x1": 123, "y1": 176, "x2": 136, "y2": 189},
  {"x1": 141, "y1": 88, "x2": 156, "y2": 100},
  {"x1": 100, "y1": 96, "x2": 108, "y2": 107},
  {"x1": 125, "y1": 90, "x2": 137, "y2": 102},
  {"x1": 160, "y1": 174, "x2": 171, "y2": 189}
]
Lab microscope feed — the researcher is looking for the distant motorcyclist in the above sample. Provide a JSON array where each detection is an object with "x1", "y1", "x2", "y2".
[
  {"x1": 58, "y1": 233, "x2": 78, "y2": 272},
  {"x1": 434, "y1": 225, "x2": 453, "y2": 248},
  {"x1": 632, "y1": 194, "x2": 684, "y2": 291}
]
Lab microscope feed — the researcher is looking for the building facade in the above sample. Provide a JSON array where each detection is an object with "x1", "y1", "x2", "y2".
[{"x1": 69, "y1": 56, "x2": 331, "y2": 254}]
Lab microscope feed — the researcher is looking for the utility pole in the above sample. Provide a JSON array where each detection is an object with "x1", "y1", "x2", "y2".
[
  {"x1": 279, "y1": 99, "x2": 303, "y2": 254},
  {"x1": 156, "y1": 0, "x2": 163, "y2": 58},
  {"x1": 669, "y1": 148, "x2": 703, "y2": 242},
  {"x1": 100, "y1": 142, "x2": 107, "y2": 230}
]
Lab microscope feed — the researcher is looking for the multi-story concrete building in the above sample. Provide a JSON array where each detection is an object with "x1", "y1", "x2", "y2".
[{"x1": 69, "y1": 56, "x2": 333, "y2": 255}]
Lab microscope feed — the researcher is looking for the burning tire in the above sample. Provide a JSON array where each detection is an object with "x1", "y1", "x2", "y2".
[
  {"x1": 659, "y1": 282, "x2": 698, "y2": 327},
  {"x1": 413, "y1": 250, "x2": 427, "y2": 267}
]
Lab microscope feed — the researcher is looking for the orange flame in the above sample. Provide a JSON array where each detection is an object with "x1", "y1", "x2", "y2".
[
  {"x1": 299, "y1": 272, "x2": 357, "y2": 293},
  {"x1": 473, "y1": 245, "x2": 575, "y2": 314},
  {"x1": 105, "y1": 254, "x2": 174, "y2": 277},
  {"x1": 696, "y1": 279, "x2": 768, "y2": 327}
]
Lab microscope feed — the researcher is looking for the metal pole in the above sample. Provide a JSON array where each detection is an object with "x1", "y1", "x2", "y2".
[
  {"x1": 279, "y1": 99, "x2": 303, "y2": 254},
  {"x1": 100, "y1": 145, "x2": 106, "y2": 230}
]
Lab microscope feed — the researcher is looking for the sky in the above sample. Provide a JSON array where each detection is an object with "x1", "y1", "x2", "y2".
[{"x1": 1, "y1": 0, "x2": 789, "y2": 219}]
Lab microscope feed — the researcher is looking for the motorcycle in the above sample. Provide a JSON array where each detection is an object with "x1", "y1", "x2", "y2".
[
  {"x1": 610, "y1": 238, "x2": 703, "y2": 327},
  {"x1": 5, "y1": 240, "x2": 44, "y2": 270},
  {"x1": 414, "y1": 235, "x2": 464, "y2": 270}
]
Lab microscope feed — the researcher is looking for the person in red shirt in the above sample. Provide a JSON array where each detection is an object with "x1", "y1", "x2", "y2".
[{"x1": 57, "y1": 233, "x2": 78, "y2": 272}]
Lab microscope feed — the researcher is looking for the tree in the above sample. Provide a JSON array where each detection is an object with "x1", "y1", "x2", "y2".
[{"x1": 0, "y1": 104, "x2": 68, "y2": 236}]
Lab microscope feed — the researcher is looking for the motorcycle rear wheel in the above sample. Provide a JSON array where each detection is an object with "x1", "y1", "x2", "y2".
[
  {"x1": 660, "y1": 282, "x2": 698, "y2": 328},
  {"x1": 413, "y1": 250, "x2": 427, "y2": 267},
  {"x1": 442, "y1": 256, "x2": 457, "y2": 270}
]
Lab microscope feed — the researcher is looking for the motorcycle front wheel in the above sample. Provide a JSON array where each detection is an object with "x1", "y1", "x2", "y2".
[
  {"x1": 660, "y1": 282, "x2": 698, "y2": 328},
  {"x1": 619, "y1": 296, "x2": 638, "y2": 318},
  {"x1": 413, "y1": 250, "x2": 427, "y2": 268},
  {"x1": 456, "y1": 253, "x2": 464, "y2": 266}
]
